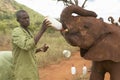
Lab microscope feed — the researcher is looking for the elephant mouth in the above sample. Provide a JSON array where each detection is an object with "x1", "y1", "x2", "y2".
[
  {"x1": 61, "y1": 27, "x2": 82, "y2": 47},
  {"x1": 61, "y1": 24, "x2": 69, "y2": 33}
]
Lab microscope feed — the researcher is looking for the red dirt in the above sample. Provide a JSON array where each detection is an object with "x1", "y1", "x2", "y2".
[
  {"x1": 39, "y1": 52, "x2": 110, "y2": 80},
  {"x1": 0, "y1": 45, "x2": 109, "y2": 80}
]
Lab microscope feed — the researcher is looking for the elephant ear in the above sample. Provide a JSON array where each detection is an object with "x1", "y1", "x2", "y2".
[{"x1": 83, "y1": 26, "x2": 120, "y2": 62}]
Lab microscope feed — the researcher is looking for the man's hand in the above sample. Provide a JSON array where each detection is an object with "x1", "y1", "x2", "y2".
[
  {"x1": 41, "y1": 44, "x2": 49, "y2": 52},
  {"x1": 41, "y1": 19, "x2": 51, "y2": 31},
  {"x1": 36, "y1": 44, "x2": 49, "y2": 53}
]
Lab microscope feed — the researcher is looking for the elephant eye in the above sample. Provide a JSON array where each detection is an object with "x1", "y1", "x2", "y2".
[{"x1": 84, "y1": 25, "x2": 89, "y2": 29}]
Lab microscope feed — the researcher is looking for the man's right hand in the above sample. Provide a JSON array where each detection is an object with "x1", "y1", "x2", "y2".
[{"x1": 41, "y1": 19, "x2": 51, "y2": 31}]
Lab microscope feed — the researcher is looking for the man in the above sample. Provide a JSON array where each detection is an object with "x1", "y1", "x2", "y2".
[{"x1": 12, "y1": 10, "x2": 50, "y2": 80}]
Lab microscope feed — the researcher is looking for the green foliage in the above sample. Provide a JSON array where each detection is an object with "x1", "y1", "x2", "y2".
[{"x1": 0, "y1": 0, "x2": 45, "y2": 34}]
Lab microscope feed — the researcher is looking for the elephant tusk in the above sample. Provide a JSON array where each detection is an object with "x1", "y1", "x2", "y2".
[{"x1": 64, "y1": 29, "x2": 69, "y2": 32}]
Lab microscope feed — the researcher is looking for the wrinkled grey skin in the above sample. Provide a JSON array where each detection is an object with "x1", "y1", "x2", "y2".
[{"x1": 60, "y1": 5, "x2": 120, "y2": 80}]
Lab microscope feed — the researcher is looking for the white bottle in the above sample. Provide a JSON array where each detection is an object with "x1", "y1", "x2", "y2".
[
  {"x1": 45, "y1": 16, "x2": 62, "y2": 31},
  {"x1": 82, "y1": 64, "x2": 87, "y2": 76},
  {"x1": 71, "y1": 64, "x2": 76, "y2": 75}
]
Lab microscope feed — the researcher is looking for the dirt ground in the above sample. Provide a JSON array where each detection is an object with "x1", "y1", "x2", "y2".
[
  {"x1": 0, "y1": 45, "x2": 109, "y2": 80},
  {"x1": 39, "y1": 52, "x2": 110, "y2": 80}
]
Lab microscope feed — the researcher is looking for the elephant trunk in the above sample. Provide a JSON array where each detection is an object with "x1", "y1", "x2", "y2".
[{"x1": 60, "y1": 5, "x2": 97, "y2": 22}]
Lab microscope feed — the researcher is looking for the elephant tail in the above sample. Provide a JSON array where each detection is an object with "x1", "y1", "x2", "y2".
[{"x1": 60, "y1": 5, "x2": 97, "y2": 20}]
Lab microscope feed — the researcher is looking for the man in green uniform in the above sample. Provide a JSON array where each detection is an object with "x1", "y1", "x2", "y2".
[{"x1": 12, "y1": 10, "x2": 50, "y2": 80}]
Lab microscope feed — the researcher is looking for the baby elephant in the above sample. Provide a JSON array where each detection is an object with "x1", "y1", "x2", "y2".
[{"x1": 60, "y1": 5, "x2": 120, "y2": 80}]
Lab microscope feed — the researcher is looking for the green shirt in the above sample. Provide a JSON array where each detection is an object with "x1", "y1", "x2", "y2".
[{"x1": 12, "y1": 27, "x2": 39, "y2": 80}]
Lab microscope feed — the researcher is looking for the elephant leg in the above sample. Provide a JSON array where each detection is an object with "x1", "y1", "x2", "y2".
[
  {"x1": 108, "y1": 61, "x2": 120, "y2": 80},
  {"x1": 90, "y1": 61, "x2": 106, "y2": 80}
]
